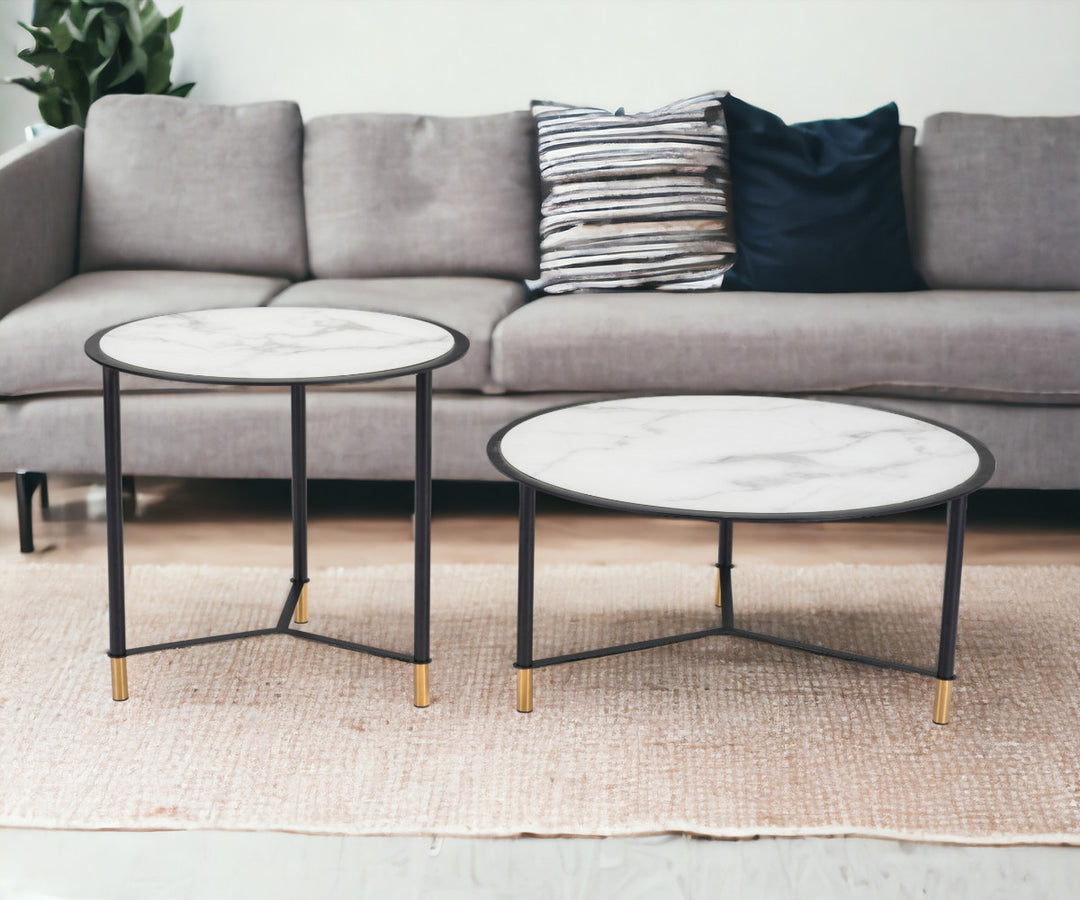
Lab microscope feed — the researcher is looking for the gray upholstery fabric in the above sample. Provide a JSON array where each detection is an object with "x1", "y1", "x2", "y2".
[
  {"x1": 1, "y1": 388, "x2": 1076, "y2": 488},
  {"x1": 0, "y1": 390, "x2": 591, "y2": 480},
  {"x1": 0, "y1": 270, "x2": 288, "y2": 396},
  {"x1": 0, "y1": 127, "x2": 82, "y2": 319},
  {"x1": 303, "y1": 112, "x2": 539, "y2": 280},
  {"x1": 80, "y1": 96, "x2": 308, "y2": 280},
  {"x1": 269, "y1": 277, "x2": 527, "y2": 391},
  {"x1": 492, "y1": 290, "x2": 1080, "y2": 402},
  {"x1": 916, "y1": 113, "x2": 1080, "y2": 289},
  {"x1": 898, "y1": 125, "x2": 916, "y2": 249}
]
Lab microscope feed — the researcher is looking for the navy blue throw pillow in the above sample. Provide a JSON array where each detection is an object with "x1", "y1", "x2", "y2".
[{"x1": 721, "y1": 96, "x2": 926, "y2": 293}]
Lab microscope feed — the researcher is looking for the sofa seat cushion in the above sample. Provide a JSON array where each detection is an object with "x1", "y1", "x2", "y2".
[
  {"x1": 0, "y1": 270, "x2": 289, "y2": 396},
  {"x1": 492, "y1": 291, "x2": 1080, "y2": 403},
  {"x1": 269, "y1": 277, "x2": 527, "y2": 391},
  {"x1": 80, "y1": 96, "x2": 308, "y2": 280}
]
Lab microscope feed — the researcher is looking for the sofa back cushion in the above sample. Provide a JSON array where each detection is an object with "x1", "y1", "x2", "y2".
[
  {"x1": 80, "y1": 95, "x2": 308, "y2": 280},
  {"x1": 898, "y1": 125, "x2": 916, "y2": 246},
  {"x1": 916, "y1": 112, "x2": 1080, "y2": 289},
  {"x1": 303, "y1": 112, "x2": 539, "y2": 280}
]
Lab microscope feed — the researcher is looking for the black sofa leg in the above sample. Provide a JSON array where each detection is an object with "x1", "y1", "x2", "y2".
[
  {"x1": 122, "y1": 475, "x2": 136, "y2": 520},
  {"x1": 15, "y1": 471, "x2": 48, "y2": 553}
]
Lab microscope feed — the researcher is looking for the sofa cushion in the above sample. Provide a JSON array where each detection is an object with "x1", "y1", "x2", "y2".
[
  {"x1": 898, "y1": 125, "x2": 916, "y2": 247},
  {"x1": 0, "y1": 270, "x2": 289, "y2": 396},
  {"x1": 80, "y1": 95, "x2": 308, "y2": 280},
  {"x1": 531, "y1": 92, "x2": 734, "y2": 293},
  {"x1": 269, "y1": 277, "x2": 527, "y2": 392},
  {"x1": 303, "y1": 112, "x2": 539, "y2": 281},
  {"x1": 917, "y1": 112, "x2": 1080, "y2": 289},
  {"x1": 492, "y1": 291, "x2": 1080, "y2": 403},
  {"x1": 721, "y1": 96, "x2": 925, "y2": 293}
]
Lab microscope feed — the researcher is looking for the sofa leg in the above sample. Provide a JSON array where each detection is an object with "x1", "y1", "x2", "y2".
[
  {"x1": 122, "y1": 474, "x2": 136, "y2": 520},
  {"x1": 38, "y1": 473, "x2": 50, "y2": 516},
  {"x1": 15, "y1": 471, "x2": 48, "y2": 553}
]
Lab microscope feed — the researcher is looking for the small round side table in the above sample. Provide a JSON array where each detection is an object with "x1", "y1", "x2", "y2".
[{"x1": 86, "y1": 306, "x2": 468, "y2": 707}]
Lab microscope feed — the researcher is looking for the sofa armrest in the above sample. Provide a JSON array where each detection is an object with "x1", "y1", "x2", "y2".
[{"x1": 0, "y1": 126, "x2": 83, "y2": 319}]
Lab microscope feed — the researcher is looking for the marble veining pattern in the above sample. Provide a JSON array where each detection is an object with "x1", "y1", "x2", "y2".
[
  {"x1": 97, "y1": 307, "x2": 457, "y2": 381},
  {"x1": 497, "y1": 396, "x2": 983, "y2": 515}
]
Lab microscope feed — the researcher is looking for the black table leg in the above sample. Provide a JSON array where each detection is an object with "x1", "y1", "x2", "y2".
[
  {"x1": 103, "y1": 368, "x2": 128, "y2": 701},
  {"x1": 413, "y1": 371, "x2": 433, "y2": 707},
  {"x1": 515, "y1": 483, "x2": 536, "y2": 712},
  {"x1": 933, "y1": 495, "x2": 968, "y2": 724},
  {"x1": 290, "y1": 384, "x2": 309, "y2": 624},
  {"x1": 716, "y1": 519, "x2": 734, "y2": 629}
]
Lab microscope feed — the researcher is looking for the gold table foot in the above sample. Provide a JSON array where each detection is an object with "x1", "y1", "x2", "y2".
[
  {"x1": 414, "y1": 663, "x2": 430, "y2": 708},
  {"x1": 294, "y1": 584, "x2": 308, "y2": 624},
  {"x1": 516, "y1": 668, "x2": 533, "y2": 713},
  {"x1": 933, "y1": 678, "x2": 952, "y2": 725},
  {"x1": 111, "y1": 657, "x2": 128, "y2": 702}
]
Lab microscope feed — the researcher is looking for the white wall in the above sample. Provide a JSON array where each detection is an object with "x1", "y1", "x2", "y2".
[{"x1": 3, "y1": 0, "x2": 1080, "y2": 153}]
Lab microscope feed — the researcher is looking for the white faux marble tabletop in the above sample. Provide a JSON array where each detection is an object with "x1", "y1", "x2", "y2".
[
  {"x1": 91, "y1": 307, "x2": 460, "y2": 382},
  {"x1": 493, "y1": 395, "x2": 988, "y2": 517}
]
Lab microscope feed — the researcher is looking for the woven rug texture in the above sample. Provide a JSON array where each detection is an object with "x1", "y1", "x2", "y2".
[{"x1": 1, "y1": 561, "x2": 1078, "y2": 843}]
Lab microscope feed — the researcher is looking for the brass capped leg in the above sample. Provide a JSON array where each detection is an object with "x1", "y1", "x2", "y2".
[
  {"x1": 111, "y1": 657, "x2": 128, "y2": 702},
  {"x1": 294, "y1": 584, "x2": 308, "y2": 624},
  {"x1": 517, "y1": 668, "x2": 533, "y2": 713},
  {"x1": 933, "y1": 679, "x2": 952, "y2": 725},
  {"x1": 414, "y1": 663, "x2": 430, "y2": 708}
]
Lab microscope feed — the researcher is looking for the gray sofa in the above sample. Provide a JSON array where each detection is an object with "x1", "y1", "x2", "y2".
[{"x1": 2, "y1": 95, "x2": 1078, "y2": 551}]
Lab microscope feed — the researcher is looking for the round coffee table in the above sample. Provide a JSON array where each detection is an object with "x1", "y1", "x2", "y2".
[
  {"x1": 487, "y1": 395, "x2": 995, "y2": 723},
  {"x1": 86, "y1": 307, "x2": 468, "y2": 707}
]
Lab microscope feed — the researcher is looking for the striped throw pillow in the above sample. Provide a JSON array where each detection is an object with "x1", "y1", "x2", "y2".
[{"x1": 531, "y1": 92, "x2": 735, "y2": 293}]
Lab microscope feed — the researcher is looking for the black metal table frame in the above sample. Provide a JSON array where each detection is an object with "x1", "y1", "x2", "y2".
[
  {"x1": 86, "y1": 315, "x2": 468, "y2": 708},
  {"x1": 488, "y1": 397, "x2": 996, "y2": 725}
]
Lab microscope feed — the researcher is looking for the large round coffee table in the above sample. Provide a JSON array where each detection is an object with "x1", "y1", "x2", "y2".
[
  {"x1": 85, "y1": 307, "x2": 468, "y2": 707},
  {"x1": 487, "y1": 395, "x2": 995, "y2": 724}
]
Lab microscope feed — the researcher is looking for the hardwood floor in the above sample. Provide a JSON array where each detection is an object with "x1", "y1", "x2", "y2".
[{"x1": 3, "y1": 474, "x2": 1078, "y2": 567}]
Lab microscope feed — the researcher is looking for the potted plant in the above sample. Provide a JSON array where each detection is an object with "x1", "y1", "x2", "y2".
[{"x1": 6, "y1": 0, "x2": 194, "y2": 130}]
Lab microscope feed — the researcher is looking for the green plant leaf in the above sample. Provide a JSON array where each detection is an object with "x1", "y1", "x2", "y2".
[
  {"x1": 81, "y1": 5, "x2": 104, "y2": 33},
  {"x1": 49, "y1": 20, "x2": 77, "y2": 53},
  {"x1": 106, "y1": 44, "x2": 145, "y2": 89},
  {"x1": 30, "y1": 0, "x2": 69, "y2": 28},
  {"x1": 145, "y1": 47, "x2": 170, "y2": 93},
  {"x1": 139, "y1": 2, "x2": 164, "y2": 35},
  {"x1": 37, "y1": 89, "x2": 68, "y2": 127},
  {"x1": 13, "y1": 0, "x2": 195, "y2": 125},
  {"x1": 96, "y1": 17, "x2": 121, "y2": 56},
  {"x1": 124, "y1": 0, "x2": 144, "y2": 45},
  {"x1": 8, "y1": 76, "x2": 50, "y2": 95},
  {"x1": 18, "y1": 47, "x2": 64, "y2": 69},
  {"x1": 86, "y1": 51, "x2": 115, "y2": 94},
  {"x1": 61, "y1": 1, "x2": 92, "y2": 41},
  {"x1": 68, "y1": 0, "x2": 87, "y2": 29},
  {"x1": 17, "y1": 21, "x2": 57, "y2": 53}
]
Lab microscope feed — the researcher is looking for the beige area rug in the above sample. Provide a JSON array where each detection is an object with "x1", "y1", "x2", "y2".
[{"x1": 1, "y1": 561, "x2": 1078, "y2": 844}]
